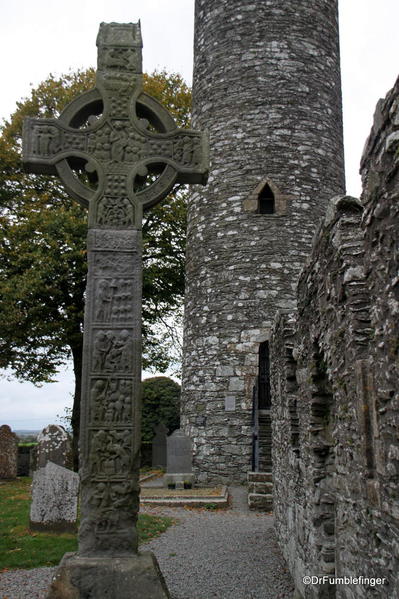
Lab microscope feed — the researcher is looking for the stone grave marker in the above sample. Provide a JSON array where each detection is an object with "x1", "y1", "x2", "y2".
[
  {"x1": 34, "y1": 424, "x2": 73, "y2": 471},
  {"x1": 30, "y1": 462, "x2": 79, "y2": 532},
  {"x1": 22, "y1": 21, "x2": 208, "y2": 598},
  {"x1": 165, "y1": 429, "x2": 194, "y2": 489},
  {"x1": 0, "y1": 425, "x2": 18, "y2": 480},
  {"x1": 152, "y1": 422, "x2": 168, "y2": 469}
]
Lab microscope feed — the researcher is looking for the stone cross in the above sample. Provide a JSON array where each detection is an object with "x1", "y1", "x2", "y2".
[{"x1": 22, "y1": 22, "x2": 207, "y2": 594}]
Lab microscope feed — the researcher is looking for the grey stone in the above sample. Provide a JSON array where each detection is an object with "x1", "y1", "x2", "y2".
[
  {"x1": 22, "y1": 20, "x2": 208, "y2": 598},
  {"x1": 152, "y1": 423, "x2": 168, "y2": 469},
  {"x1": 0, "y1": 424, "x2": 18, "y2": 479},
  {"x1": 35, "y1": 424, "x2": 73, "y2": 471},
  {"x1": 166, "y1": 429, "x2": 193, "y2": 475},
  {"x1": 224, "y1": 396, "x2": 236, "y2": 411},
  {"x1": 30, "y1": 462, "x2": 79, "y2": 533},
  {"x1": 248, "y1": 493, "x2": 272, "y2": 511},
  {"x1": 46, "y1": 552, "x2": 170, "y2": 599},
  {"x1": 164, "y1": 429, "x2": 193, "y2": 488}
]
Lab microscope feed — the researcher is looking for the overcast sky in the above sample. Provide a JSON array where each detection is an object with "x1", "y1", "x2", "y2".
[{"x1": 1, "y1": 0, "x2": 398, "y2": 431}]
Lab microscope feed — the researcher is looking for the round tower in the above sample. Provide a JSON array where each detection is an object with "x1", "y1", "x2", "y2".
[{"x1": 181, "y1": 0, "x2": 345, "y2": 484}]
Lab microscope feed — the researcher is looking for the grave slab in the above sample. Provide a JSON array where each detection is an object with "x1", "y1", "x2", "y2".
[
  {"x1": 35, "y1": 424, "x2": 73, "y2": 471},
  {"x1": 164, "y1": 429, "x2": 194, "y2": 488},
  {"x1": 0, "y1": 425, "x2": 18, "y2": 480},
  {"x1": 30, "y1": 461, "x2": 79, "y2": 533}
]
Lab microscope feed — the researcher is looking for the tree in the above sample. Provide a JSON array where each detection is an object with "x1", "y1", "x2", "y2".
[
  {"x1": 0, "y1": 69, "x2": 190, "y2": 467},
  {"x1": 141, "y1": 377, "x2": 181, "y2": 444}
]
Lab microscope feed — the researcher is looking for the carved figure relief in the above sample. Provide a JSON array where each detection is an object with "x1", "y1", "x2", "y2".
[
  {"x1": 90, "y1": 378, "x2": 132, "y2": 424},
  {"x1": 110, "y1": 121, "x2": 129, "y2": 162},
  {"x1": 89, "y1": 428, "x2": 132, "y2": 475},
  {"x1": 94, "y1": 278, "x2": 135, "y2": 322},
  {"x1": 173, "y1": 136, "x2": 201, "y2": 166},
  {"x1": 88, "y1": 478, "x2": 137, "y2": 541},
  {"x1": 92, "y1": 329, "x2": 133, "y2": 373},
  {"x1": 32, "y1": 125, "x2": 60, "y2": 156},
  {"x1": 95, "y1": 280, "x2": 113, "y2": 321},
  {"x1": 89, "y1": 479, "x2": 136, "y2": 511},
  {"x1": 97, "y1": 196, "x2": 135, "y2": 227},
  {"x1": 88, "y1": 124, "x2": 112, "y2": 161}
]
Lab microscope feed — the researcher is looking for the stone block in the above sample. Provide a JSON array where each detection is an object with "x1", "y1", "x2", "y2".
[
  {"x1": 248, "y1": 493, "x2": 273, "y2": 511},
  {"x1": 163, "y1": 473, "x2": 194, "y2": 489},
  {"x1": 46, "y1": 551, "x2": 170, "y2": 598},
  {"x1": 248, "y1": 481, "x2": 273, "y2": 494},
  {"x1": 30, "y1": 462, "x2": 79, "y2": 533},
  {"x1": 247, "y1": 471, "x2": 272, "y2": 483}
]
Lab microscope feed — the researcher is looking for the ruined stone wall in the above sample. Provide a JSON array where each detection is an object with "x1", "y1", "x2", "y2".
[
  {"x1": 271, "y1": 77, "x2": 399, "y2": 598},
  {"x1": 181, "y1": 0, "x2": 345, "y2": 484}
]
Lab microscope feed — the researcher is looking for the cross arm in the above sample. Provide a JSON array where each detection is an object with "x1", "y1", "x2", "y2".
[{"x1": 22, "y1": 117, "x2": 89, "y2": 175}]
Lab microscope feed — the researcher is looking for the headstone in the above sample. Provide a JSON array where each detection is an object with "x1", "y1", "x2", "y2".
[
  {"x1": 35, "y1": 424, "x2": 73, "y2": 470},
  {"x1": 164, "y1": 429, "x2": 194, "y2": 489},
  {"x1": 30, "y1": 461, "x2": 79, "y2": 532},
  {"x1": 17, "y1": 445, "x2": 32, "y2": 476},
  {"x1": 0, "y1": 425, "x2": 18, "y2": 479},
  {"x1": 152, "y1": 423, "x2": 168, "y2": 468},
  {"x1": 22, "y1": 21, "x2": 208, "y2": 599}
]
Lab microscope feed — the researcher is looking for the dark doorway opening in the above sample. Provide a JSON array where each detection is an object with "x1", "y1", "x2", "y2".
[{"x1": 259, "y1": 341, "x2": 271, "y2": 408}]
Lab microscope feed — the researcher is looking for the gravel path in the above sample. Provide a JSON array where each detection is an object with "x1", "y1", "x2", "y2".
[{"x1": 0, "y1": 488, "x2": 294, "y2": 599}]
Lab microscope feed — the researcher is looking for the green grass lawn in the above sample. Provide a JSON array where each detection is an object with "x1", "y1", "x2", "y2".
[{"x1": 0, "y1": 477, "x2": 174, "y2": 571}]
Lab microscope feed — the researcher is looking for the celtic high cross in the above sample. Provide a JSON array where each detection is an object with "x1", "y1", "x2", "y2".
[{"x1": 22, "y1": 22, "x2": 207, "y2": 593}]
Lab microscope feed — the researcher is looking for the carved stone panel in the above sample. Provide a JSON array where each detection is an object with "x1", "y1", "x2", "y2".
[{"x1": 90, "y1": 378, "x2": 134, "y2": 425}]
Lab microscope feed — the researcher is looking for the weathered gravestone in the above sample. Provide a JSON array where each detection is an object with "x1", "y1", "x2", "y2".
[
  {"x1": 30, "y1": 462, "x2": 79, "y2": 532},
  {"x1": 152, "y1": 422, "x2": 168, "y2": 469},
  {"x1": 0, "y1": 425, "x2": 18, "y2": 480},
  {"x1": 32, "y1": 424, "x2": 73, "y2": 472},
  {"x1": 22, "y1": 21, "x2": 208, "y2": 599},
  {"x1": 164, "y1": 429, "x2": 193, "y2": 489}
]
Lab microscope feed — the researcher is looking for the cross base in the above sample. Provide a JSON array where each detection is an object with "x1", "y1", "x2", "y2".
[{"x1": 46, "y1": 552, "x2": 171, "y2": 598}]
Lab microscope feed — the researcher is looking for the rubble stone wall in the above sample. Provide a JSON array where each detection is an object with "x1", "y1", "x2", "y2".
[{"x1": 271, "y1": 77, "x2": 399, "y2": 598}]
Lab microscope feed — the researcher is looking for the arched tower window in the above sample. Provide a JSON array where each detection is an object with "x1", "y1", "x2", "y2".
[
  {"x1": 243, "y1": 177, "x2": 290, "y2": 216},
  {"x1": 258, "y1": 183, "x2": 275, "y2": 214}
]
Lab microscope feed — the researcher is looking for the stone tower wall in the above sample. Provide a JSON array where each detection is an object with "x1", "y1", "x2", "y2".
[{"x1": 181, "y1": 0, "x2": 345, "y2": 484}]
